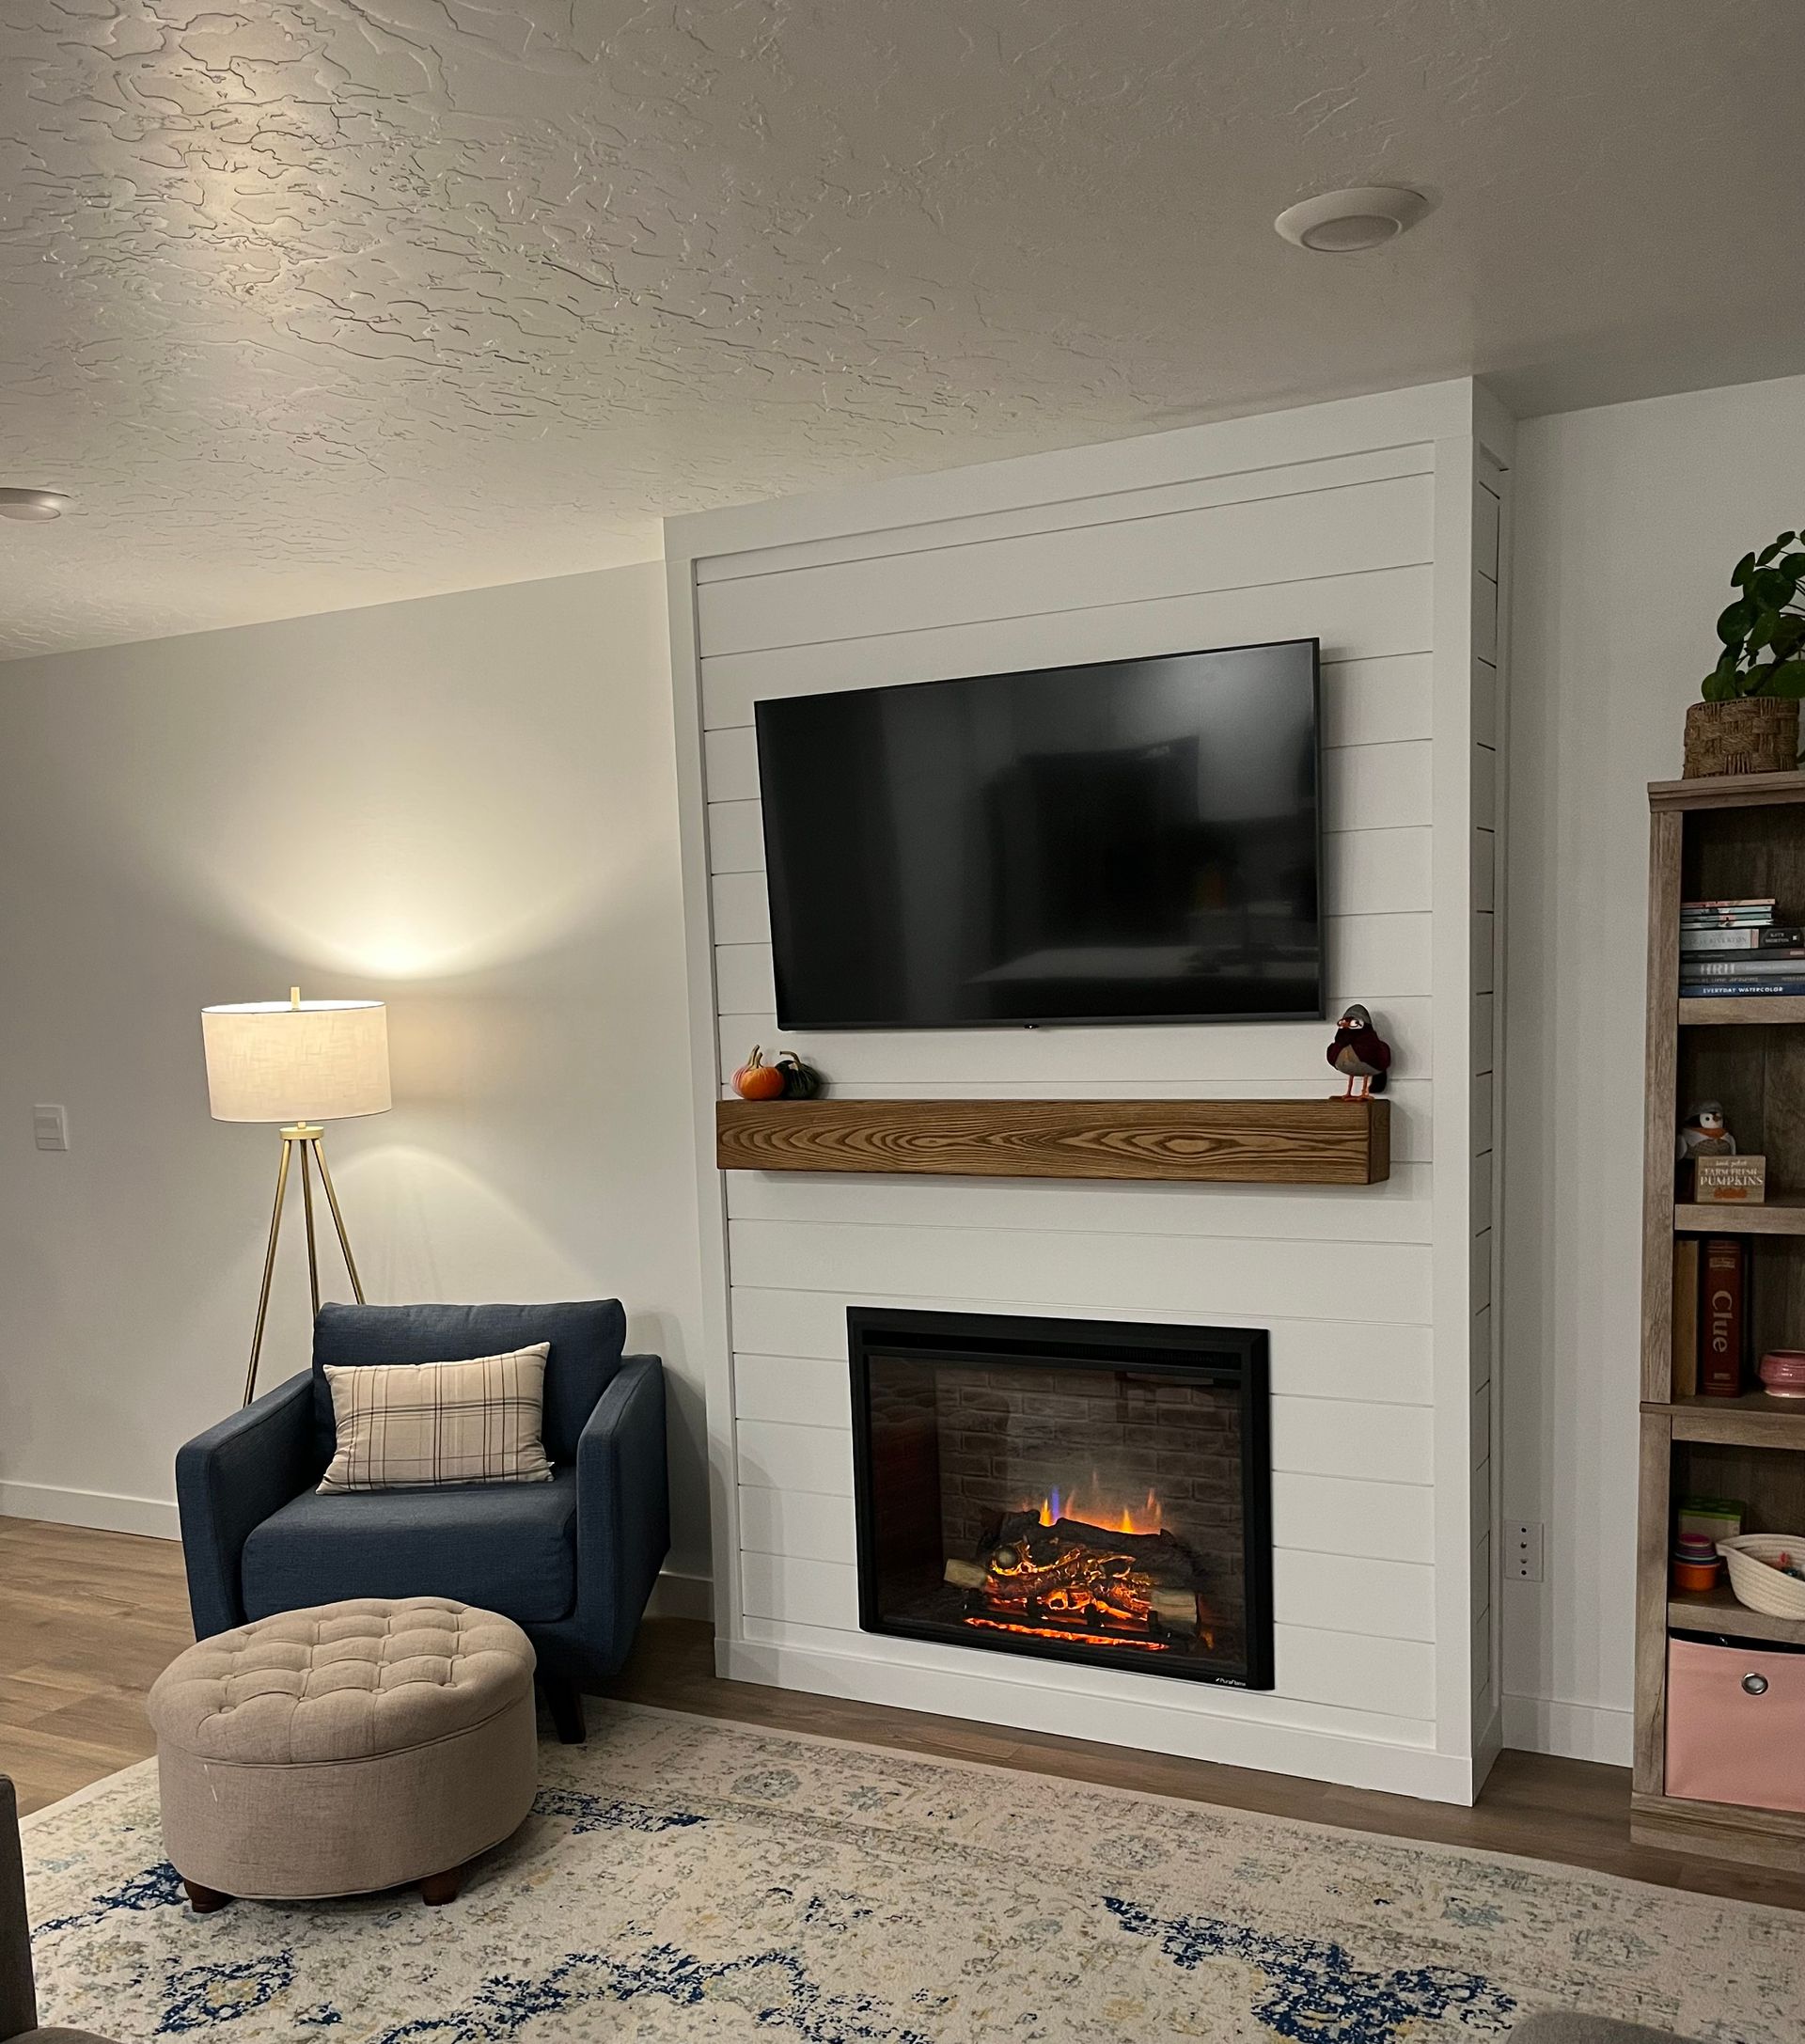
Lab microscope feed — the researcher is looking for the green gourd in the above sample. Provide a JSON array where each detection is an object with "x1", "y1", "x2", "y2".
[{"x1": 774, "y1": 1053, "x2": 823, "y2": 1099}]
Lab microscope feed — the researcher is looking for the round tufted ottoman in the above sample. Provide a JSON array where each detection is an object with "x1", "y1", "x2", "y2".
[{"x1": 146, "y1": 1596, "x2": 537, "y2": 1910}]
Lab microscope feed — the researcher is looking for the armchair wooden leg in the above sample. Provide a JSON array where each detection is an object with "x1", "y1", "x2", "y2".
[
  {"x1": 541, "y1": 1674, "x2": 587, "y2": 1745},
  {"x1": 182, "y1": 1879, "x2": 233, "y2": 1914}
]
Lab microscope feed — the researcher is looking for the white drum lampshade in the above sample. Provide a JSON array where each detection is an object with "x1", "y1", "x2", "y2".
[{"x1": 201, "y1": 997, "x2": 390, "y2": 1124}]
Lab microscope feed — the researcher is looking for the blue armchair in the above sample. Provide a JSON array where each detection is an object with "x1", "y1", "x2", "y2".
[{"x1": 175, "y1": 1300, "x2": 668, "y2": 1742}]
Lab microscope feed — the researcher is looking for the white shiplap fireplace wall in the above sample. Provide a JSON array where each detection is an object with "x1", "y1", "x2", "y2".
[{"x1": 666, "y1": 379, "x2": 1512, "y2": 1803}]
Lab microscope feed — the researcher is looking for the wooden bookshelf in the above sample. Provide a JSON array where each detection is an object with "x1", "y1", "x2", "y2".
[{"x1": 1635, "y1": 771, "x2": 1805, "y2": 1873}]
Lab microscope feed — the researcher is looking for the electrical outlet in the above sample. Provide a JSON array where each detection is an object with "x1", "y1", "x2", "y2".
[{"x1": 1506, "y1": 1520, "x2": 1545, "y2": 1582}]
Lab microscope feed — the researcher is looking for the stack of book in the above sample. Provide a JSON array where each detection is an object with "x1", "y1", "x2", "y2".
[{"x1": 1679, "y1": 898, "x2": 1805, "y2": 997}]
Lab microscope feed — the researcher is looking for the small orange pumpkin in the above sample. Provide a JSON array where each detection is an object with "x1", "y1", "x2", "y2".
[{"x1": 732, "y1": 1046, "x2": 786, "y2": 1101}]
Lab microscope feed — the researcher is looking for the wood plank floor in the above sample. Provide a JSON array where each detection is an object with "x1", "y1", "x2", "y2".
[
  {"x1": 0, "y1": 1519, "x2": 196, "y2": 1815},
  {"x1": 5, "y1": 1517, "x2": 1801, "y2": 1911}
]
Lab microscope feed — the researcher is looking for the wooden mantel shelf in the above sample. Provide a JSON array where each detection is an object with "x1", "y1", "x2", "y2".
[{"x1": 715, "y1": 1096, "x2": 1389, "y2": 1186}]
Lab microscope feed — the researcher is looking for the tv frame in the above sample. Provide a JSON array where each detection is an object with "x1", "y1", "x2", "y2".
[{"x1": 754, "y1": 637, "x2": 1326, "y2": 1033}]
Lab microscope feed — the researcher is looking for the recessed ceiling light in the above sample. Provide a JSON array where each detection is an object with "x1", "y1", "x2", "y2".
[
  {"x1": 1274, "y1": 186, "x2": 1434, "y2": 254},
  {"x1": 0, "y1": 487, "x2": 71, "y2": 522}
]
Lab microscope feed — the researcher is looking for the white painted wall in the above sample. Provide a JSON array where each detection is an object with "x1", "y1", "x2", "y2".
[
  {"x1": 668, "y1": 380, "x2": 1510, "y2": 1800},
  {"x1": 0, "y1": 564, "x2": 711, "y2": 1583},
  {"x1": 1502, "y1": 371, "x2": 1805, "y2": 1763}
]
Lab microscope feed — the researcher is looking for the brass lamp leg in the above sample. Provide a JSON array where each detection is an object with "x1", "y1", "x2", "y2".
[
  {"x1": 310, "y1": 1135, "x2": 366, "y2": 1305},
  {"x1": 241, "y1": 1125, "x2": 366, "y2": 1407},
  {"x1": 243, "y1": 1137, "x2": 295, "y2": 1407},
  {"x1": 299, "y1": 1139, "x2": 321, "y2": 1316}
]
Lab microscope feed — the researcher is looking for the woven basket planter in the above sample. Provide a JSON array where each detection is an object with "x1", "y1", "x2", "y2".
[{"x1": 1683, "y1": 697, "x2": 1800, "y2": 778}]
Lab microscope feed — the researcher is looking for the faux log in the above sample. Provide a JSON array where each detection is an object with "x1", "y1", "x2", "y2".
[
  {"x1": 715, "y1": 1096, "x2": 1389, "y2": 1185},
  {"x1": 942, "y1": 1555, "x2": 1201, "y2": 1634},
  {"x1": 986, "y1": 1511, "x2": 1203, "y2": 1579},
  {"x1": 945, "y1": 1514, "x2": 1208, "y2": 1638}
]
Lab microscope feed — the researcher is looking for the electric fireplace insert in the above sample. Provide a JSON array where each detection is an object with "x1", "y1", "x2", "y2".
[{"x1": 850, "y1": 1308, "x2": 1273, "y2": 1690}]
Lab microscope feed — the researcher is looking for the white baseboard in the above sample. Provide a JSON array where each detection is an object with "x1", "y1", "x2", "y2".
[
  {"x1": 1501, "y1": 1691, "x2": 1634, "y2": 1766},
  {"x1": 0, "y1": 1481, "x2": 180, "y2": 1541}
]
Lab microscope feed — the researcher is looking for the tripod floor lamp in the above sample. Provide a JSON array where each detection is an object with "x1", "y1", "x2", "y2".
[{"x1": 202, "y1": 988, "x2": 391, "y2": 1406}]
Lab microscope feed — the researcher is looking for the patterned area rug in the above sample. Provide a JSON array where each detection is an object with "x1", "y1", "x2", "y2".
[{"x1": 20, "y1": 1703, "x2": 1797, "y2": 2042}]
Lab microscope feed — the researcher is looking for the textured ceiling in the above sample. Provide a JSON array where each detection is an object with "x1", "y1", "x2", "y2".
[{"x1": 3, "y1": 1, "x2": 1803, "y2": 659}]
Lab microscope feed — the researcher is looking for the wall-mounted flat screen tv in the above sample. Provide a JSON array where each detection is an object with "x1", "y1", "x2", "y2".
[{"x1": 754, "y1": 638, "x2": 1322, "y2": 1030}]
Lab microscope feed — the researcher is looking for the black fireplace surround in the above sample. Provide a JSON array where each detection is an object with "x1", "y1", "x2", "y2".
[{"x1": 849, "y1": 1308, "x2": 1274, "y2": 1690}]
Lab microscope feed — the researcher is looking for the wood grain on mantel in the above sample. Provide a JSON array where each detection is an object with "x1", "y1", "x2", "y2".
[{"x1": 715, "y1": 1097, "x2": 1389, "y2": 1186}]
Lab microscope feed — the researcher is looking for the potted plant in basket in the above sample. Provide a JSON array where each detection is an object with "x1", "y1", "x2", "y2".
[{"x1": 1686, "y1": 529, "x2": 1805, "y2": 777}]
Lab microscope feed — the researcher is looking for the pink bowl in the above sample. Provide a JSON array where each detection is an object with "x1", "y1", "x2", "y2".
[{"x1": 1759, "y1": 1349, "x2": 1805, "y2": 1398}]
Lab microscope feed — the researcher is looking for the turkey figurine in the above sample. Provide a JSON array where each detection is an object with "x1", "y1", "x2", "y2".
[{"x1": 1327, "y1": 1003, "x2": 1391, "y2": 1100}]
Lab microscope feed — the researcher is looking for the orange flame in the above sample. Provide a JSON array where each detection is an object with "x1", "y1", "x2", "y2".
[{"x1": 1033, "y1": 1482, "x2": 1162, "y2": 1535}]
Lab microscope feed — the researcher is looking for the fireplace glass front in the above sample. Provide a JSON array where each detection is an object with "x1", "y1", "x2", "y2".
[{"x1": 850, "y1": 1308, "x2": 1273, "y2": 1690}]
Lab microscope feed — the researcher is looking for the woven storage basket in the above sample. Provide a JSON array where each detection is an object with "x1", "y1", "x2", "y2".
[
  {"x1": 1684, "y1": 698, "x2": 1799, "y2": 777},
  {"x1": 1719, "y1": 1533, "x2": 1805, "y2": 1619}
]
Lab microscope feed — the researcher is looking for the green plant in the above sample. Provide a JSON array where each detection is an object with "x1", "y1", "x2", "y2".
[{"x1": 1703, "y1": 530, "x2": 1805, "y2": 699}]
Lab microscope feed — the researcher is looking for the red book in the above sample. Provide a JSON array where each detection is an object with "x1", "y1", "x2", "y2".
[{"x1": 1700, "y1": 1237, "x2": 1747, "y2": 1396}]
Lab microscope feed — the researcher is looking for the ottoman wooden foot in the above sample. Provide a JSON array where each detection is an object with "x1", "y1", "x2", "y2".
[
  {"x1": 419, "y1": 1865, "x2": 464, "y2": 1906},
  {"x1": 182, "y1": 1879, "x2": 233, "y2": 1914}
]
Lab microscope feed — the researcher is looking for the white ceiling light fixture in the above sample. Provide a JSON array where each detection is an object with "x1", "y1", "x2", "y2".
[
  {"x1": 0, "y1": 487, "x2": 71, "y2": 522},
  {"x1": 1274, "y1": 186, "x2": 1435, "y2": 254}
]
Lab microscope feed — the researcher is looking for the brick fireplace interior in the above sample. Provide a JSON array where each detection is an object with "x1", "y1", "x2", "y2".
[{"x1": 850, "y1": 1309, "x2": 1274, "y2": 1690}]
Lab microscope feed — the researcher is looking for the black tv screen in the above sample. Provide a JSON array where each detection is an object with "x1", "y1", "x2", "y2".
[{"x1": 754, "y1": 638, "x2": 1322, "y2": 1030}]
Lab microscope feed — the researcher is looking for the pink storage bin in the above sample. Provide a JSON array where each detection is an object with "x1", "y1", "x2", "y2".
[{"x1": 1666, "y1": 1636, "x2": 1805, "y2": 1813}]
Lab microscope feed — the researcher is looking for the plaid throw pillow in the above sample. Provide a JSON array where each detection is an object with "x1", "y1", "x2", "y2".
[{"x1": 318, "y1": 1344, "x2": 555, "y2": 1493}]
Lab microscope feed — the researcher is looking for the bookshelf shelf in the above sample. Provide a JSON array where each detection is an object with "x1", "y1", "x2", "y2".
[
  {"x1": 1642, "y1": 1392, "x2": 1805, "y2": 1448},
  {"x1": 1650, "y1": 768, "x2": 1805, "y2": 812},
  {"x1": 1674, "y1": 1195, "x2": 1805, "y2": 1234},
  {"x1": 1628, "y1": 1788, "x2": 1805, "y2": 1872},
  {"x1": 1636, "y1": 773, "x2": 1805, "y2": 1871},
  {"x1": 1647, "y1": 1389, "x2": 1805, "y2": 1415},
  {"x1": 1668, "y1": 1583, "x2": 1805, "y2": 1647},
  {"x1": 1678, "y1": 997, "x2": 1805, "y2": 1025}
]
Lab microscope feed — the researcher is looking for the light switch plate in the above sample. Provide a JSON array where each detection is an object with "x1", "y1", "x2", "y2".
[{"x1": 32, "y1": 1104, "x2": 69, "y2": 1153}]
